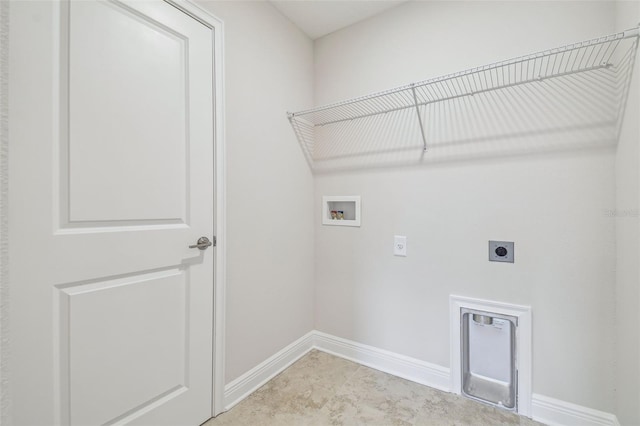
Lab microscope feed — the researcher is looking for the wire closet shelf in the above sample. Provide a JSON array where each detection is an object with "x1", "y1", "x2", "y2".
[{"x1": 288, "y1": 26, "x2": 640, "y2": 171}]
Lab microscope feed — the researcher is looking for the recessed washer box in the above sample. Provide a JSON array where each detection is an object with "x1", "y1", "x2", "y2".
[
  {"x1": 322, "y1": 196, "x2": 361, "y2": 227},
  {"x1": 489, "y1": 241, "x2": 514, "y2": 263}
]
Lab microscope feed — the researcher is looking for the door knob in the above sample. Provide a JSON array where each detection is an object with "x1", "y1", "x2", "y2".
[{"x1": 189, "y1": 236, "x2": 213, "y2": 250}]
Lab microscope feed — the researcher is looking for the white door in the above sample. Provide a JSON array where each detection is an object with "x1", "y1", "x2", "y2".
[{"x1": 9, "y1": 1, "x2": 216, "y2": 424}]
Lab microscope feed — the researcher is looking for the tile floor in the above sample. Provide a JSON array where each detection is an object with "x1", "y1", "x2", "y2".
[{"x1": 203, "y1": 350, "x2": 543, "y2": 425}]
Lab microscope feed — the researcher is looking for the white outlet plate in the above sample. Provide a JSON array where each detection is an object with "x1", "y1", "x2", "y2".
[{"x1": 394, "y1": 235, "x2": 407, "y2": 256}]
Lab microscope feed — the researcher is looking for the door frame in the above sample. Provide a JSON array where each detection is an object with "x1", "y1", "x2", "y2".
[
  {"x1": 0, "y1": 0, "x2": 227, "y2": 421},
  {"x1": 0, "y1": 0, "x2": 9, "y2": 424}
]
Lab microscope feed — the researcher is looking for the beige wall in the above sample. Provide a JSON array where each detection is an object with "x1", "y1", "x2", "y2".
[
  {"x1": 313, "y1": 1, "x2": 619, "y2": 412},
  {"x1": 197, "y1": 1, "x2": 316, "y2": 384},
  {"x1": 614, "y1": 2, "x2": 640, "y2": 425}
]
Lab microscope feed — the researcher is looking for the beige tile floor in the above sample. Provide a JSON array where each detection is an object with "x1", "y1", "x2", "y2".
[{"x1": 204, "y1": 350, "x2": 543, "y2": 426}]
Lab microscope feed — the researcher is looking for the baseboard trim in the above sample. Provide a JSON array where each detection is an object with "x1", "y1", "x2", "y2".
[
  {"x1": 223, "y1": 331, "x2": 315, "y2": 410},
  {"x1": 531, "y1": 394, "x2": 620, "y2": 426},
  {"x1": 222, "y1": 331, "x2": 620, "y2": 426},
  {"x1": 312, "y1": 331, "x2": 450, "y2": 393}
]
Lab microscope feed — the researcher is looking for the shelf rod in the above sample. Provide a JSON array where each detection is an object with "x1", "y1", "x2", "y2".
[
  {"x1": 410, "y1": 84, "x2": 428, "y2": 152},
  {"x1": 310, "y1": 61, "x2": 611, "y2": 127},
  {"x1": 623, "y1": 26, "x2": 640, "y2": 39}
]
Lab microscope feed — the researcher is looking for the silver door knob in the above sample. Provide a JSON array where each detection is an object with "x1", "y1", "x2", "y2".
[{"x1": 189, "y1": 236, "x2": 213, "y2": 250}]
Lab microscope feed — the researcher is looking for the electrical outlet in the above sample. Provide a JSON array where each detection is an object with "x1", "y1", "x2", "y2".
[
  {"x1": 489, "y1": 241, "x2": 514, "y2": 263},
  {"x1": 394, "y1": 235, "x2": 407, "y2": 256}
]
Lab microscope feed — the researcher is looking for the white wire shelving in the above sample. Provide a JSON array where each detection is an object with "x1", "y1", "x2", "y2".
[{"x1": 288, "y1": 26, "x2": 640, "y2": 172}]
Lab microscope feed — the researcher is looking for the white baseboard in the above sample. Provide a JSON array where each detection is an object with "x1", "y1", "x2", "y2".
[
  {"x1": 223, "y1": 330, "x2": 620, "y2": 426},
  {"x1": 223, "y1": 331, "x2": 315, "y2": 410},
  {"x1": 312, "y1": 331, "x2": 450, "y2": 393},
  {"x1": 531, "y1": 394, "x2": 620, "y2": 426}
]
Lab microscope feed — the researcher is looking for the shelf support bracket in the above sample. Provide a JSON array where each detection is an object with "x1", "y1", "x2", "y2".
[{"x1": 410, "y1": 84, "x2": 428, "y2": 152}]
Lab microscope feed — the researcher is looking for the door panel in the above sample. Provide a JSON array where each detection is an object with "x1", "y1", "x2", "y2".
[
  {"x1": 66, "y1": 269, "x2": 186, "y2": 426},
  {"x1": 68, "y1": 0, "x2": 187, "y2": 224},
  {"x1": 9, "y1": 1, "x2": 216, "y2": 425}
]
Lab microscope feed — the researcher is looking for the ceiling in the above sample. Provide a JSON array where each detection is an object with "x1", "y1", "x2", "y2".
[{"x1": 270, "y1": 1, "x2": 407, "y2": 40}]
